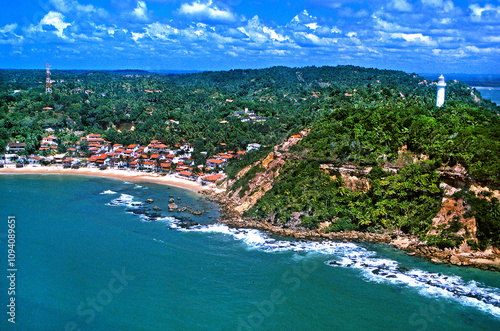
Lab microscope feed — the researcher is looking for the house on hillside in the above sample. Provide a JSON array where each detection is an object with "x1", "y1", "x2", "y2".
[
  {"x1": 6, "y1": 142, "x2": 26, "y2": 153},
  {"x1": 207, "y1": 158, "x2": 226, "y2": 168}
]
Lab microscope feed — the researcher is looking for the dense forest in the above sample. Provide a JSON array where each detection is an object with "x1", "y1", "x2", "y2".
[
  {"x1": 1, "y1": 66, "x2": 497, "y2": 157},
  {"x1": 1, "y1": 66, "x2": 499, "y2": 249}
]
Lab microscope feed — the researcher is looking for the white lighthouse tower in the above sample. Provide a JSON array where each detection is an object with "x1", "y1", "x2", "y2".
[{"x1": 436, "y1": 74, "x2": 446, "y2": 107}]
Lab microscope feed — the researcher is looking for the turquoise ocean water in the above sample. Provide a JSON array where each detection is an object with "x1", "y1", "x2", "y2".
[{"x1": 1, "y1": 175, "x2": 500, "y2": 330}]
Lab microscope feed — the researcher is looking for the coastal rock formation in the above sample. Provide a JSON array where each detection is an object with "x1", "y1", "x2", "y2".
[
  {"x1": 168, "y1": 203, "x2": 178, "y2": 211},
  {"x1": 210, "y1": 133, "x2": 500, "y2": 272},
  {"x1": 223, "y1": 128, "x2": 311, "y2": 214}
]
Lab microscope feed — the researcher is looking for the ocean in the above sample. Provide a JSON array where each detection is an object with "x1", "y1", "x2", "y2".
[
  {"x1": 1, "y1": 175, "x2": 500, "y2": 330},
  {"x1": 473, "y1": 87, "x2": 500, "y2": 106}
]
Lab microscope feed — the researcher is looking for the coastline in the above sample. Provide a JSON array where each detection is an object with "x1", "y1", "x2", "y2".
[
  {"x1": 207, "y1": 192, "x2": 500, "y2": 272},
  {"x1": 3, "y1": 164, "x2": 499, "y2": 271},
  {"x1": 218, "y1": 216, "x2": 500, "y2": 272},
  {"x1": 0, "y1": 164, "x2": 212, "y2": 193}
]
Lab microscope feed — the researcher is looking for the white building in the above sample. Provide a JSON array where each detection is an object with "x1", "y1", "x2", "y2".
[{"x1": 436, "y1": 75, "x2": 446, "y2": 107}]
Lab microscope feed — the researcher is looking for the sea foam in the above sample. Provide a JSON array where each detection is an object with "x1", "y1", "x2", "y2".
[
  {"x1": 183, "y1": 223, "x2": 500, "y2": 319},
  {"x1": 100, "y1": 190, "x2": 117, "y2": 195},
  {"x1": 105, "y1": 193, "x2": 500, "y2": 320}
]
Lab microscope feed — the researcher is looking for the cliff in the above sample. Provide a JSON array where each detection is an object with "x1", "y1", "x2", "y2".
[{"x1": 212, "y1": 132, "x2": 500, "y2": 271}]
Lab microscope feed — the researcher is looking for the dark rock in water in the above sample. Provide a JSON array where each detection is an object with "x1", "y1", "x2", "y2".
[
  {"x1": 168, "y1": 203, "x2": 178, "y2": 211},
  {"x1": 191, "y1": 210, "x2": 202, "y2": 216},
  {"x1": 145, "y1": 199, "x2": 154, "y2": 204},
  {"x1": 386, "y1": 275, "x2": 397, "y2": 279},
  {"x1": 179, "y1": 206, "x2": 187, "y2": 212},
  {"x1": 371, "y1": 268, "x2": 382, "y2": 275},
  {"x1": 153, "y1": 206, "x2": 161, "y2": 211},
  {"x1": 177, "y1": 197, "x2": 181, "y2": 200},
  {"x1": 170, "y1": 195, "x2": 174, "y2": 197},
  {"x1": 328, "y1": 261, "x2": 342, "y2": 266},
  {"x1": 169, "y1": 198, "x2": 175, "y2": 203}
]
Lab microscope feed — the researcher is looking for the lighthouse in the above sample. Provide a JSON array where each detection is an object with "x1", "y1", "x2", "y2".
[{"x1": 436, "y1": 74, "x2": 446, "y2": 107}]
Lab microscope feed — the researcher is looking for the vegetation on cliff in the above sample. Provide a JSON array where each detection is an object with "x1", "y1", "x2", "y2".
[
  {"x1": 240, "y1": 99, "x2": 500, "y2": 249},
  {"x1": 1, "y1": 66, "x2": 499, "y2": 249}
]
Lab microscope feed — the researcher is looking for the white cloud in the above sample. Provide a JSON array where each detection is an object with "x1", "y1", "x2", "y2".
[
  {"x1": 0, "y1": 23, "x2": 18, "y2": 34},
  {"x1": 373, "y1": 16, "x2": 409, "y2": 32},
  {"x1": 391, "y1": 32, "x2": 436, "y2": 46},
  {"x1": 0, "y1": 23, "x2": 24, "y2": 45},
  {"x1": 145, "y1": 22, "x2": 179, "y2": 41},
  {"x1": 422, "y1": 0, "x2": 454, "y2": 12},
  {"x1": 305, "y1": 23, "x2": 319, "y2": 30},
  {"x1": 390, "y1": 0, "x2": 413, "y2": 12},
  {"x1": 466, "y1": 46, "x2": 500, "y2": 54},
  {"x1": 31, "y1": 11, "x2": 71, "y2": 38},
  {"x1": 238, "y1": 16, "x2": 289, "y2": 44},
  {"x1": 422, "y1": 0, "x2": 443, "y2": 7},
  {"x1": 178, "y1": 0, "x2": 236, "y2": 23},
  {"x1": 469, "y1": 4, "x2": 500, "y2": 21},
  {"x1": 49, "y1": 0, "x2": 108, "y2": 17},
  {"x1": 132, "y1": 1, "x2": 149, "y2": 22}
]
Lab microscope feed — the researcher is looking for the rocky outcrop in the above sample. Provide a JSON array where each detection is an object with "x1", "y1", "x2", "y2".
[
  {"x1": 438, "y1": 164, "x2": 473, "y2": 188},
  {"x1": 320, "y1": 163, "x2": 371, "y2": 193},
  {"x1": 211, "y1": 133, "x2": 500, "y2": 271},
  {"x1": 222, "y1": 128, "x2": 311, "y2": 214}
]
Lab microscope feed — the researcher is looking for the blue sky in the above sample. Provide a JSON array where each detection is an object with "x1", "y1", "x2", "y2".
[{"x1": 1, "y1": 0, "x2": 499, "y2": 74}]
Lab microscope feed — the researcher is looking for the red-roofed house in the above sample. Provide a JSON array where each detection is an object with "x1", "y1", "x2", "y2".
[
  {"x1": 201, "y1": 174, "x2": 224, "y2": 184},
  {"x1": 207, "y1": 159, "x2": 226, "y2": 168}
]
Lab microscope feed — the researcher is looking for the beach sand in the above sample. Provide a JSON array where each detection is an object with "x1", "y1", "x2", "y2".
[{"x1": 0, "y1": 164, "x2": 215, "y2": 193}]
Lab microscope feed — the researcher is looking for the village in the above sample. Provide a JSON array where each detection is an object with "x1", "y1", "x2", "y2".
[{"x1": 0, "y1": 133, "x2": 261, "y2": 186}]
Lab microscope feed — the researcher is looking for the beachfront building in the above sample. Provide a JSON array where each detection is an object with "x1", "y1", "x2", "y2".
[
  {"x1": 201, "y1": 174, "x2": 224, "y2": 185},
  {"x1": 40, "y1": 135, "x2": 59, "y2": 152},
  {"x1": 6, "y1": 142, "x2": 26, "y2": 153}
]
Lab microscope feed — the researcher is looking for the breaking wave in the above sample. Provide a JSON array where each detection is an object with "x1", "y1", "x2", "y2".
[
  {"x1": 105, "y1": 193, "x2": 500, "y2": 319},
  {"x1": 183, "y1": 223, "x2": 500, "y2": 319}
]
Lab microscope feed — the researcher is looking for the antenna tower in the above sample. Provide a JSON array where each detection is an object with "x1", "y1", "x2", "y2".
[{"x1": 46, "y1": 63, "x2": 52, "y2": 94}]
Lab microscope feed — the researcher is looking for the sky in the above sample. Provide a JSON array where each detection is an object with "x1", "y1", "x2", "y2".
[{"x1": 0, "y1": 0, "x2": 499, "y2": 74}]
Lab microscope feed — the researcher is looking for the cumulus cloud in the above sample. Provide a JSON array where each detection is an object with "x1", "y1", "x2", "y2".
[
  {"x1": 49, "y1": 0, "x2": 108, "y2": 17},
  {"x1": 469, "y1": 4, "x2": 500, "y2": 22},
  {"x1": 238, "y1": 16, "x2": 288, "y2": 44},
  {"x1": 178, "y1": 0, "x2": 237, "y2": 23},
  {"x1": 132, "y1": 1, "x2": 150, "y2": 22},
  {"x1": 391, "y1": 32, "x2": 436, "y2": 46},
  {"x1": 0, "y1": 23, "x2": 24, "y2": 45},
  {"x1": 27, "y1": 11, "x2": 72, "y2": 38},
  {"x1": 389, "y1": 0, "x2": 413, "y2": 12}
]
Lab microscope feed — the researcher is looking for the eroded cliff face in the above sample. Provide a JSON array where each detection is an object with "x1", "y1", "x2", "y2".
[
  {"x1": 214, "y1": 136, "x2": 500, "y2": 270},
  {"x1": 222, "y1": 128, "x2": 310, "y2": 214}
]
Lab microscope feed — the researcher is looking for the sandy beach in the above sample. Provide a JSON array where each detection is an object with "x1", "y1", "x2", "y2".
[{"x1": 0, "y1": 164, "x2": 216, "y2": 193}]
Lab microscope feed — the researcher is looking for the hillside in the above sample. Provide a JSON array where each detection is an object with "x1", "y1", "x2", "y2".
[
  {"x1": 2, "y1": 65, "x2": 499, "y2": 267},
  {"x1": 1, "y1": 66, "x2": 498, "y2": 157},
  {"x1": 218, "y1": 98, "x2": 500, "y2": 268}
]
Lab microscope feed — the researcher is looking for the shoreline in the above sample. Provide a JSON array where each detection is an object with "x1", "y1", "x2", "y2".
[
  {"x1": 0, "y1": 165, "x2": 213, "y2": 194},
  {"x1": 206, "y1": 192, "x2": 500, "y2": 272},
  {"x1": 4, "y1": 165, "x2": 500, "y2": 271},
  {"x1": 217, "y1": 216, "x2": 500, "y2": 272}
]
